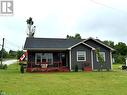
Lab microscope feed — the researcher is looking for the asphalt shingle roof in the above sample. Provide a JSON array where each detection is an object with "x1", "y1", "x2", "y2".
[{"x1": 24, "y1": 37, "x2": 84, "y2": 50}]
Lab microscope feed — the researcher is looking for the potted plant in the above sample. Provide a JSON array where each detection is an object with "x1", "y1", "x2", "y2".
[{"x1": 84, "y1": 61, "x2": 92, "y2": 71}]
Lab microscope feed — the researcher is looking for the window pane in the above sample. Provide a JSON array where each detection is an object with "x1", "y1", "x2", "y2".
[
  {"x1": 78, "y1": 57, "x2": 85, "y2": 60},
  {"x1": 77, "y1": 51, "x2": 86, "y2": 61},
  {"x1": 36, "y1": 53, "x2": 42, "y2": 64}
]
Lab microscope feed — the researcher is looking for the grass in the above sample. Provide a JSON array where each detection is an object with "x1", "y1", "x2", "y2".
[{"x1": 0, "y1": 63, "x2": 127, "y2": 95}]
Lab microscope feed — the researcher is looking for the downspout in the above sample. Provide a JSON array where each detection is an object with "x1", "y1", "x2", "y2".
[
  {"x1": 91, "y1": 50, "x2": 93, "y2": 70},
  {"x1": 110, "y1": 51, "x2": 113, "y2": 69},
  {"x1": 69, "y1": 50, "x2": 72, "y2": 71}
]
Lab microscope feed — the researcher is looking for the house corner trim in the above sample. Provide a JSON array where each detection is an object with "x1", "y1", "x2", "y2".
[
  {"x1": 69, "y1": 50, "x2": 72, "y2": 71},
  {"x1": 91, "y1": 50, "x2": 93, "y2": 70}
]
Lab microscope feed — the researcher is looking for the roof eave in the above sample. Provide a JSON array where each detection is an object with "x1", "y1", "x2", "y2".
[
  {"x1": 68, "y1": 42, "x2": 95, "y2": 50},
  {"x1": 23, "y1": 48, "x2": 68, "y2": 51},
  {"x1": 83, "y1": 37, "x2": 115, "y2": 51}
]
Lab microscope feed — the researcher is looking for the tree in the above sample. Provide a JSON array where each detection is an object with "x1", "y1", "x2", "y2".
[
  {"x1": 113, "y1": 42, "x2": 127, "y2": 64},
  {"x1": 75, "y1": 33, "x2": 81, "y2": 39},
  {"x1": 103, "y1": 40, "x2": 127, "y2": 64},
  {"x1": 9, "y1": 50, "x2": 17, "y2": 58},
  {"x1": 114, "y1": 42, "x2": 127, "y2": 56},
  {"x1": 66, "y1": 33, "x2": 81, "y2": 39},
  {"x1": 103, "y1": 40, "x2": 114, "y2": 48},
  {"x1": 0, "y1": 49, "x2": 9, "y2": 59},
  {"x1": 16, "y1": 50, "x2": 24, "y2": 59},
  {"x1": 95, "y1": 48, "x2": 104, "y2": 71}
]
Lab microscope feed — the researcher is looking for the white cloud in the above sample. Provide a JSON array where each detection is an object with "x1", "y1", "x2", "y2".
[{"x1": 0, "y1": 0, "x2": 127, "y2": 51}]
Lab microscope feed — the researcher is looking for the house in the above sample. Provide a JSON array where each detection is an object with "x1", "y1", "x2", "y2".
[{"x1": 24, "y1": 37, "x2": 114, "y2": 72}]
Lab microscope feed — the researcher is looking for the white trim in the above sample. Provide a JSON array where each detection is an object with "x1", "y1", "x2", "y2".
[
  {"x1": 110, "y1": 51, "x2": 113, "y2": 69},
  {"x1": 83, "y1": 37, "x2": 114, "y2": 51},
  {"x1": 69, "y1": 50, "x2": 72, "y2": 71},
  {"x1": 77, "y1": 51, "x2": 86, "y2": 61},
  {"x1": 126, "y1": 57, "x2": 127, "y2": 66},
  {"x1": 35, "y1": 53, "x2": 53, "y2": 65},
  {"x1": 68, "y1": 42, "x2": 95, "y2": 50},
  {"x1": 35, "y1": 53, "x2": 42, "y2": 65},
  {"x1": 91, "y1": 50, "x2": 93, "y2": 70}
]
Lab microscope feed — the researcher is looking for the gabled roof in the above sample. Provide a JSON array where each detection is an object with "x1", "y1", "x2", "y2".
[
  {"x1": 83, "y1": 37, "x2": 114, "y2": 51},
  {"x1": 24, "y1": 37, "x2": 114, "y2": 51},
  {"x1": 68, "y1": 42, "x2": 95, "y2": 50},
  {"x1": 24, "y1": 37, "x2": 84, "y2": 50}
]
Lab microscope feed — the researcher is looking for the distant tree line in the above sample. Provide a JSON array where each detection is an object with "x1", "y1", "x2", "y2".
[
  {"x1": 0, "y1": 49, "x2": 24, "y2": 60},
  {"x1": 103, "y1": 40, "x2": 127, "y2": 64},
  {"x1": 66, "y1": 33, "x2": 82, "y2": 39},
  {"x1": 66, "y1": 33, "x2": 127, "y2": 64}
]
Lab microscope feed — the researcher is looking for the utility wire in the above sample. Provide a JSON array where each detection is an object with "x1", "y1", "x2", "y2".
[
  {"x1": 90, "y1": 0, "x2": 127, "y2": 14},
  {"x1": 5, "y1": 39, "x2": 21, "y2": 49},
  {"x1": 0, "y1": 36, "x2": 22, "y2": 51},
  {"x1": 0, "y1": 35, "x2": 21, "y2": 49}
]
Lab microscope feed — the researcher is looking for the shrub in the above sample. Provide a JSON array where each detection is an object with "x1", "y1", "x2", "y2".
[
  {"x1": 3, "y1": 64, "x2": 7, "y2": 70},
  {"x1": 0, "y1": 64, "x2": 7, "y2": 70},
  {"x1": 75, "y1": 64, "x2": 78, "y2": 72},
  {"x1": 20, "y1": 64, "x2": 24, "y2": 73},
  {"x1": 0, "y1": 90, "x2": 6, "y2": 95}
]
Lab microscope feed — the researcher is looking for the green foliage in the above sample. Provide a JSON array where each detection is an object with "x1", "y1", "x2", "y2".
[
  {"x1": 0, "y1": 90, "x2": 7, "y2": 95},
  {"x1": 95, "y1": 48, "x2": 104, "y2": 71},
  {"x1": 74, "y1": 64, "x2": 78, "y2": 72},
  {"x1": 66, "y1": 33, "x2": 81, "y2": 39},
  {"x1": 114, "y1": 54, "x2": 126, "y2": 64},
  {"x1": 0, "y1": 49, "x2": 9, "y2": 60},
  {"x1": 95, "y1": 49, "x2": 104, "y2": 65},
  {"x1": 0, "y1": 49, "x2": 24, "y2": 59},
  {"x1": 16, "y1": 50, "x2": 24, "y2": 59},
  {"x1": 8, "y1": 50, "x2": 17, "y2": 58},
  {"x1": 103, "y1": 40, "x2": 114, "y2": 48},
  {"x1": 20, "y1": 64, "x2": 24, "y2": 73},
  {"x1": 0, "y1": 64, "x2": 8, "y2": 70},
  {"x1": 103, "y1": 40, "x2": 127, "y2": 64},
  {"x1": 114, "y1": 42, "x2": 127, "y2": 56}
]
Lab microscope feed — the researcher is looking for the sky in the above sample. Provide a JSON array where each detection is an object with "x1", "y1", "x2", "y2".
[{"x1": 0, "y1": 0, "x2": 127, "y2": 51}]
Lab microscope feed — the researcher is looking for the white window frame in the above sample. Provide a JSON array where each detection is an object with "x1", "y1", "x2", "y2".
[
  {"x1": 96, "y1": 52, "x2": 106, "y2": 62},
  {"x1": 35, "y1": 53, "x2": 53, "y2": 65},
  {"x1": 35, "y1": 53, "x2": 42, "y2": 65},
  {"x1": 77, "y1": 51, "x2": 86, "y2": 61}
]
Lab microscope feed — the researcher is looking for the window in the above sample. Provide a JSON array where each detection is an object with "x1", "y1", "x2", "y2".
[
  {"x1": 35, "y1": 53, "x2": 42, "y2": 64},
  {"x1": 35, "y1": 53, "x2": 53, "y2": 64},
  {"x1": 77, "y1": 51, "x2": 86, "y2": 61},
  {"x1": 96, "y1": 52, "x2": 105, "y2": 62}
]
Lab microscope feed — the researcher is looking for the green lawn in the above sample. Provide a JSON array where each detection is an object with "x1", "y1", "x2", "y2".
[{"x1": 0, "y1": 63, "x2": 127, "y2": 95}]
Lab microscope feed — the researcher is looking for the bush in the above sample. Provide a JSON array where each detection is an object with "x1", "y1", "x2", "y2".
[
  {"x1": 114, "y1": 55, "x2": 126, "y2": 64},
  {"x1": 0, "y1": 90, "x2": 6, "y2": 95},
  {"x1": 0, "y1": 64, "x2": 7, "y2": 70},
  {"x1": 3, "y1": 64, "x2": 7, "y2": 70},
  {"x1": 20, "y1": 64, "x2": 24, "y2": 73},
  {"x1": 75, "y1": 64, "x2": 78, "y2": 72}
]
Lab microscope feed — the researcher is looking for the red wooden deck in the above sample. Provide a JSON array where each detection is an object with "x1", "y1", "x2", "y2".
[
  {"x1": 26, "y1": 61, "x2": 70, "y2": 72},
  {"x1": 26, "y1": 67, "x2": 70, "y2": 72}
]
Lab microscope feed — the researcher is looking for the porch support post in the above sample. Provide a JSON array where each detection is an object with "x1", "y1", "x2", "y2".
[
  {"x1": 110, "y1": 51, "x2": 113, "y2": 69},
  {"x1": 91, "y1": 50, "x2": 93, "y2": 70},
  {"x1": 69, "y1": 50, "x2": 72, "y2": 71}
]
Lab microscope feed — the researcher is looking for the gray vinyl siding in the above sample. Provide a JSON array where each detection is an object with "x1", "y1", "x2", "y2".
[
  {"x1": 71, "y1": 44, "x2": 92, "y2": 71},
  {"x1": 85, "y1": 39, "x2": 111, "y2": 70}
]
